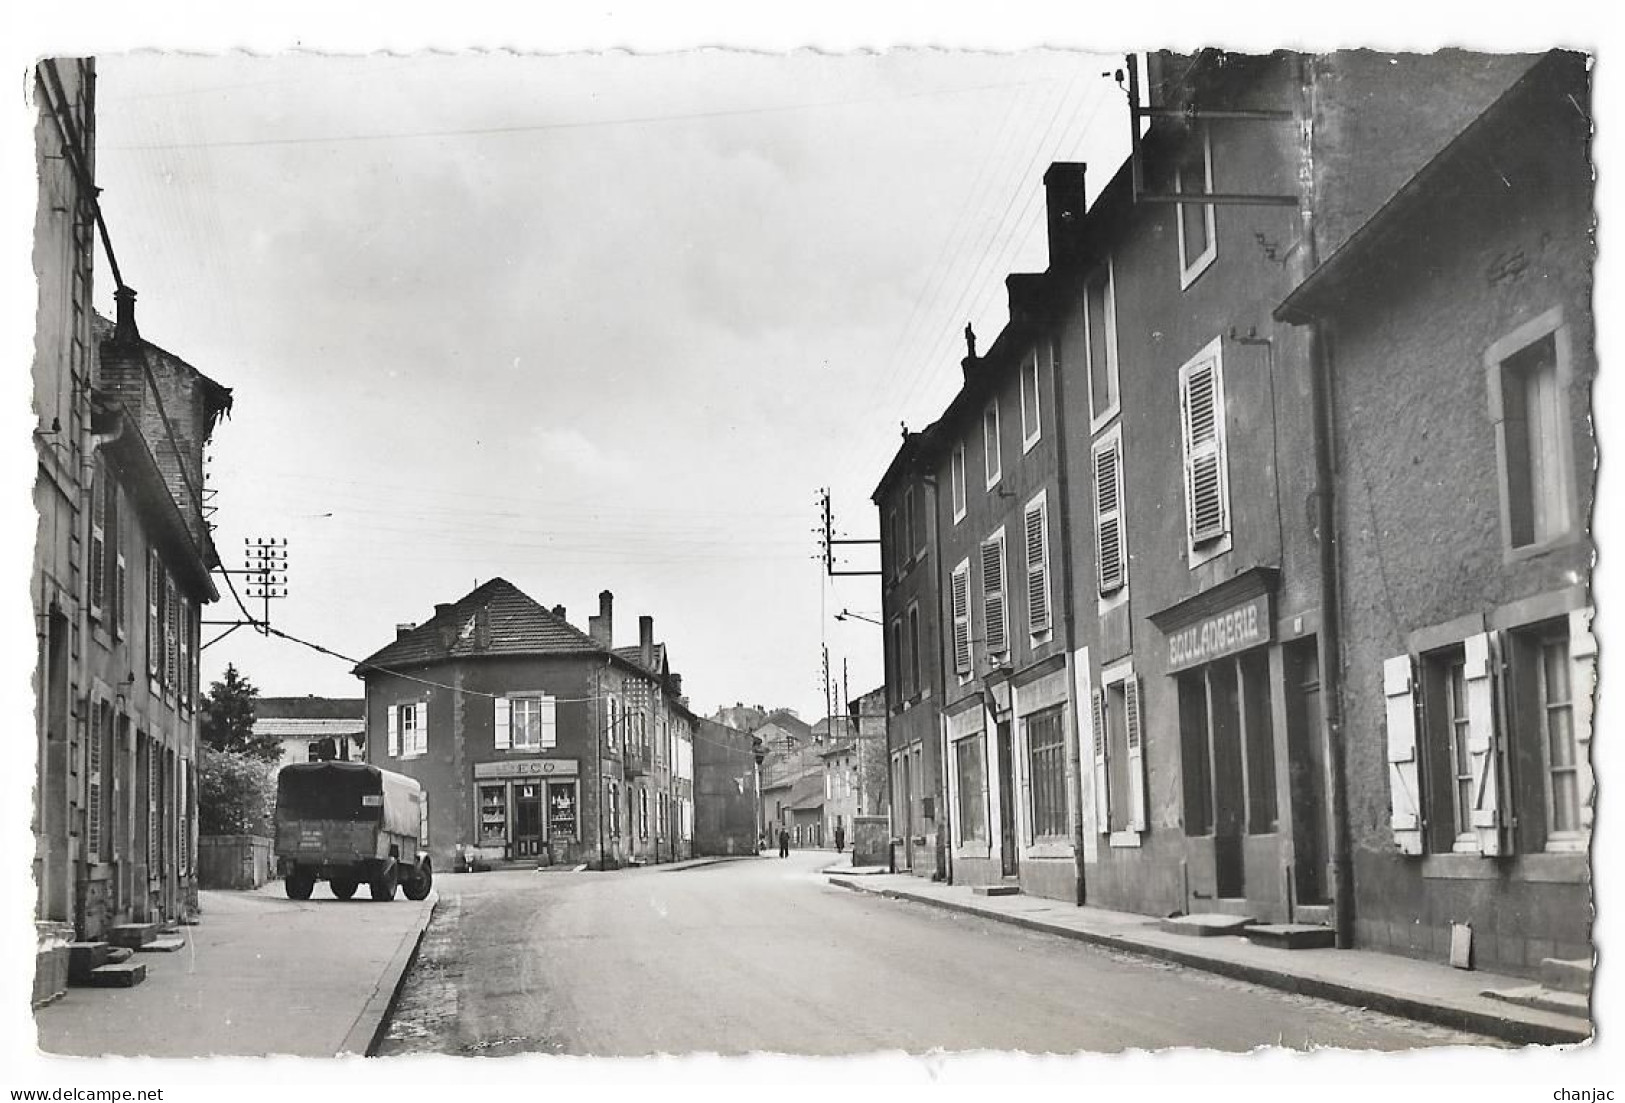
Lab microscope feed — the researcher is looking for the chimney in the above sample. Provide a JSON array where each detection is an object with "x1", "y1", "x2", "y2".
[
  {"x1": 395, "y1": 622, "x2": 417, "y2": 640},
  {"x1": 589, "y1": 589, "x2": 614, "y2": 648},
  {"x1": 434, "y1": 603, "x2": 455, "y2": 619},
  {"x1": 552, "y1": 604, "x2": 566, "y2": 620},
  {"x1": 112, "y1": 286, "x2": 140, "y2": 347},
  {"x1": 639, "y1": 615, "x2": 654, "y2": 668},
  {"x1": 669, "y1": 673, "x2": 683, "y2": 699},
  {"x1": 1043, "y1": 161, "x2": 1088, "y2": 268}
]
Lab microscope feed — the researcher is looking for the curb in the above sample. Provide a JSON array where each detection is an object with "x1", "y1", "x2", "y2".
[
  {"x1": 827, "y1": 876, "x2": 1590, "y2": 1047},
  {"x1": 662, "y1": 856, "x2": 761, "y2": 872},
  {"x1": 338, "y1": 893, "x2": 440, "y2": 1057}
]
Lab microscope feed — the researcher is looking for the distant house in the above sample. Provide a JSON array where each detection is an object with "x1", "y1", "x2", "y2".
[
  {"x1": 693, "y1": 718, "x2": 759, "y2": 856},
  {"x1": 785, "y1": 774, "x2": 825, "y2": 848},
  {"x1": 253, "y1": 696, "x2": 365, "y2": 771}
]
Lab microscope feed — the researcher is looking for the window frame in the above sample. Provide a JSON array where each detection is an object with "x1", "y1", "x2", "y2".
[
  {"x1": 1174, "y1": 124, "x2": 1218, "y2": 288},
  {"x1": 983, "y1": 399, "x2": 1002, "y2": 490},
  {"x1": 951, "y1": 443, "x2": 967, "y2": 523},
  {"x1": 1023, "y1": 704, "x2": 1068, "y2": 841},
  {"x1": 1083, "y1": 260, "x2": 1121, "y2": 431},
  {"x1": 1020, "y1": 348, "x2": 1042, "y2": 453},
  {"x1": 1486, "y1": 306, "x2": 1580, "y2": 562}
]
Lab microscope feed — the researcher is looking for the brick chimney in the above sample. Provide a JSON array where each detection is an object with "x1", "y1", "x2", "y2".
[
  {"x1": 589, "y1": 590, "x2": 614, "y2": 648},
  {"x1": 552, "y1": 604, "x2": 566, "y2": 620},
  {"x1": 395, "y1": 622, "x2": 417, "y2": 640},
  {"x1": 1043, "y1": 162, "x2": 1088, "y2": 268},
  {"x1": 112, "y1": 286, "x2": 140, "y2": 347},
  {"x1": 639, "y1": 615, "x2": 655, "y2": 668},
  {"x1": 434, "y1": 602, "x2": 455, "y2": 619}
]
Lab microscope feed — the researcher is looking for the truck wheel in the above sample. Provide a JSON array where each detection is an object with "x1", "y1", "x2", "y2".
[
  {"x1": 369, "y1": 864, "x2": 399, "y2": 901},
  {"x1": 403, "y1": 861, "x2": 434, "y2": 901},
  {"x1": 285, "y1": 870, "x2": 315, "y2": 900},
  {"x1": 330, "y1": 877, "x2": 358, "y2": 900}
]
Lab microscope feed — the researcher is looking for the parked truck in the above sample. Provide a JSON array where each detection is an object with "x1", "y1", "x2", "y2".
[{"x1": 273, "y1": 761, "x2": 434, "y2": 901}]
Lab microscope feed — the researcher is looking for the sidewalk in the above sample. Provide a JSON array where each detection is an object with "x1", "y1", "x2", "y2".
[
  {"x1": 34, "y1": 882, "x2": 436, "y2": 1058},
  {"x1": 825, "y1": 870, "x2": 1591, "y2": 1047}
]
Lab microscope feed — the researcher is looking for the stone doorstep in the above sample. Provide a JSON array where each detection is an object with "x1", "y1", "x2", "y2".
[
  {"x1": 136, "y1": 936, "x2": 186, "y2": 953},
  {"x1": 1159, "y1": 913, "x2": 1256, "y2": 937},
  {"x1": 1243, "y1": 923, "x2": 1338, "y2": 950},
  {"x1": 84, "y1": 961, "x2": 147, "y2": 988},
  {"x1": 971, "y1": 884, "x2": 1021, "y2": 897},
  {"x1": 67, "y1": 942, "x2": 113, "y2": 984},
  {"x1": 106, "y1": 923, "x2": 160, "y2": 949},
  {"x1": 1481, "y1": 984, "x2": 1590, "y2": 1020},
  {"x1": 1540, "y1": 957, "x2": 1592, "y2": 994}
]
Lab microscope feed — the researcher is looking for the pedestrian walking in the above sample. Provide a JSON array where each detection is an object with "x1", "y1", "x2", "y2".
[
  {"x1": 834, "y1": 823, "x2": 846, "y2": 853},
  {"x1": 778, "y1": 827, "x2": 790, "y2": 858}
]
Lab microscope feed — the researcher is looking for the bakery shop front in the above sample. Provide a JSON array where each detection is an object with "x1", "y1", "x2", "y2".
[{"x1": 472, "y1": 758, "x2": 580, "y2": 864}]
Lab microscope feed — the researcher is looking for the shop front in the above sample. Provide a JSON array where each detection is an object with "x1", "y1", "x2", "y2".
[{"x1": 471, "y1": 758, "x2": 581, "y2": 865}]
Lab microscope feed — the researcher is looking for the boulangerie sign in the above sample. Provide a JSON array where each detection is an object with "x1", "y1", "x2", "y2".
[{"x1": 1164, "y1": 593, "x2": 1271, "y2": 673}]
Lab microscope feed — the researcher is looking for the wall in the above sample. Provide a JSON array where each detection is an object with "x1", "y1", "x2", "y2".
[{"x1": 693, "y1": 719, "x2": 759, "y2": 856}]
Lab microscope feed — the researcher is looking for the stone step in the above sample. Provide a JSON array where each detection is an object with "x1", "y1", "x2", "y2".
[
  {"x1": 136, "y1": 936, "x2": 186, "y2": 953},
  {"x1": 1541, "y1": 957, "x2": 1592, "y2": 994},
  {"x1": 972, "y1": 883, "x2": 1021, "y2": 897},
  {"x1": 106, "y1": 923, "x2": 160, "y2": 949},
  {"x1": 66, "y1": 942, "x2": 112, "y2": 984},
  {"x1": 105, "y1": 947, "x2": 133, "y2": 965},
  {"x1": 84, "y1": 961, "x2": 147, "y2": 988},
  {"x1": 1482, "y1": 984, "x2": 1590, "y2": 1019},
  {"x1": 1243, "y1": 923, "x2": 1337, "y2": 950},
  {"x1": 1159, "y1": 913, "x2": 1256, "y2": 937},
  {"x1": 1293, "y1": 904, "x2": 1333, "y2": 926}
]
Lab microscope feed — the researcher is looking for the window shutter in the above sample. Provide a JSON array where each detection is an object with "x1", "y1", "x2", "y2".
[
  {"x1": 1091, "y1": 688, "x2": 1110, "y2": 834},
  {"x1": 981, "y1": 535, "x2": 1007, "y2": 656},
  {"x1": 147, "y1": 551, "x2": 161, "y2": 678},
  {"x1": 1025, "y1": 500, "x2": 1051, "y2": 634},
  {"x1": 416, "y1": 702, "x2": 429, "y2": 756},
  {"x1": 1463, "y1": 632, "x2": 1507, "y2": 856},
  {"x1": 387, "y1": 705, "x2": 400, "y2": 758},
  {"x1": 114, "y1": 551, "x2": 128, "y2": 638},
  {"x1": 951, "y1": 564, "x2": 971, "y2": 675},
  {"x1": 89, "y1": 471, "x2": 106, "y2": 619},
  {"x1": 1182, "y1": 357, "x2": 1228, "y2": 545},
  {"x1": 164, "y1": 575, "x2": 178, "y2": 690},
  {"x1": 1124, "y1": 676, "x2": 1147, "y2": 833},
  {"x1": 541, "y1": 696, "x2": 557, "y2": 749},
  {"x1": 494, "y1": 696, "x2": 511, "y2": 750},
  {"x1": 178, "y1": 597, "x2": 191, "y2": 709},
  {"x1": 1569, "y1": 606, "x2": 1596, "y2": 831},
  {"x1": 1095, "y1": 438, "x2": 1124, "y2": 594},
  {"x1": 1382, "y1": 655, "x2": 1424, "y2": 855}
]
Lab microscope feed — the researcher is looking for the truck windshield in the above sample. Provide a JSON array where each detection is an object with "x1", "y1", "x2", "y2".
[{"x1": 276, "y1": 765, "x2": 384, "y2": 822}]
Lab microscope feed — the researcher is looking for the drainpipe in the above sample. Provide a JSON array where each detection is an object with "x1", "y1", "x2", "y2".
[
  {"x1": 922, "y1": 471, "x2": 952, "y2": 884},
  {"x1": 1046, "y1": 315, "x2": 1087, "y2": 906}
]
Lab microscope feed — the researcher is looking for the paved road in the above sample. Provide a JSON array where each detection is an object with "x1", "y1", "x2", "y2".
[{"x1": 378, "y1": 850, "x2": 1495, "y2": 1056}]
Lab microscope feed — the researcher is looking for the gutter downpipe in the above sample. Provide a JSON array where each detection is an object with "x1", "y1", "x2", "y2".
[
  {"x1": 1298, "y1": 55, "x2": 1355, "y2": 950},
  {"x1": 922, "y1": 470, "x2": 953, "y2": 885}
]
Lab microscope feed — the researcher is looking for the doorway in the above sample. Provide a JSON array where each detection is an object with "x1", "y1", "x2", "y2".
[
  {"x1": 514, "y1": 784, "x2": 544, "y2": 857},
  {"x1": 996, "y1": 721, "x2": 1018, "y2": 878},
  {"x1": 1285, "y1": 639, "x2": 1329, "y2": 905},
  {"x1": 897, "y1": 749, "x2": 914, "y2": 871}
]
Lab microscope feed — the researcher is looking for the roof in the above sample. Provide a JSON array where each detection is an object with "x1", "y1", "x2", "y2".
[
  {"x1": 256, "y1": 696, "x2": 364, "y2": 720},
  {"x1": 253, "y1": 717, "x2": 365, "y2": 738},
  {"x1": 785, "y1": 774, "x2": 825, "y2": 811},
  {"x1": 355, "y1": 577, "x2": 604, "y2": 673},
  {"x1": 613, "y1": 642, "x2": 668, "y2": 678},
  {"x1": 753, "y1": 710, "x2": 813, "y2": 742},
  {"x1": 92, "y1": 313, "x2": 234, "y2": 429}
]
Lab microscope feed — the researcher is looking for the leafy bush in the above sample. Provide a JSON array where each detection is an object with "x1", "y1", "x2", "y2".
[{"x1": 198, "y1": 745, "x2": 276, "y2": 837}]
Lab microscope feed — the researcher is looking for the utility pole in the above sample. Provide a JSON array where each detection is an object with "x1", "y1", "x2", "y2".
[
  {"x1": 202, "y1": 535, "x2": 290, "y2": 648},
  {"x1": 817, "y1": 487, "x2": 881, "y2": 577}
]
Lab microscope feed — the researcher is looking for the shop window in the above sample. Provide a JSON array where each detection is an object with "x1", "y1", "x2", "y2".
[
  {"x1": 1178, "y1": 673, "x2": 1214, "y2": 835},
  {"x1": 954, "y1": 735, "x2": 988, "y2": 844},
  {"x1": 1487, "y1": 308, "x2": 1578, "y2": 557},
  {"x1": 1024, "y1": 706, "x2": 1067, "y2": 839},
  {"x1": 1176, "y1": 653, "x2": 1276, "y2": 840},
  {"x1": 479, "y1": 784, "x2": 507, "y2": 847}
]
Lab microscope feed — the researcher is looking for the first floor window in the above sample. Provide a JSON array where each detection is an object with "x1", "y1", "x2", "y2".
[
  {"x1": 1024, "y1": 707, "x2": 1067, "y2": 839},
  {"x1": 1488, "y1": 308, "x2": 1577, "y2": 553},
  {"x1": 389, "y1": 702, "x2": 427, "y2": 757},
  {"x1": 954, "y1": 735, "x2": 987, "y2": 843},
  {"x1": 608, "y1": 783, "x2": 621, "y2": 837}
]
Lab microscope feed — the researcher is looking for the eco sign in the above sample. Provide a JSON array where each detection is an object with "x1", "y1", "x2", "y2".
[{"x1": 1165, "y1": 594, "x2": 1271, "y2": 672}]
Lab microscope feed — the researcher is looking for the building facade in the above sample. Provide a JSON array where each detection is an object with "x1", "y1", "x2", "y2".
[
  {"x1": 692, "y1": 718, "x2": 760, "y2": 856},
  {"x1": 254, "y1": 696, "x2": 365, "y2": 771},
  {"x1": 355, "y1": 582, "x2": 697, "y2": 871}
]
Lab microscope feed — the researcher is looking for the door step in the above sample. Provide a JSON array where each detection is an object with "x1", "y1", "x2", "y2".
[
  {"x1": 137, "y1": 936, "x2": 186, "y2": 953},
  {"x1": 83, "y1": 961, "x2": 147, "y2": 988},
  {"x1": 67, "y1": 942, "x2": 111, "y2": 984},
  {"x1": 972, "y1": 883, "x2": 1021, "y2": 897},
  {"x1": 1159, "y1": 913, "x2": 1255, "y2": 937},
  {"x1": 106, "y1": 923, "x2": 160, "y2": 949},
  {"x1": 1541, "y1": 957, "x2": 1592, "y2": 994},
  {"x1": 1481, "y1": 984, "x2": 1589, "y2": 1019},
  {"x1": 1243, "y1": 923, "x2": 1337, "y2": 950},
  {"x1": 1293, "y1": 904, "x2": 1332, "y2": 926}
]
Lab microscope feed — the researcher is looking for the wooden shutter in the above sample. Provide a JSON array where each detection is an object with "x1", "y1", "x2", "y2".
[
  {"x1": 494, "y1": 696, "x2": 511, "y2": 750},
  {"x1": 1383, "y1": 655, "x2": 1424, "y2": 855},
  {"x1": 114, "y1": 550, "x2": 128, "y2": 638},
  {"x1": 1095, "y1": 438, "x2": 1124, "y2": 594},
  {"x1": 1091, "y1": 688, "x2": 1109, "y2": 834},
  {"x1": 981, "y1": 535, "x2": 1007, "y2": 656},
  {"x1": 1570, "y1": 606, "x2": 1596, "y2": 830},
  {"x1": 1463, "y1": 632, "x2": 1507, "y2": 856},
  {"x1": 387, "y1": 705, "x2": 400, "y2": 758},
  {"x1": 1124, "y1": 676, "x2": 1147, "y2": 833},
  {"x1": 164, "y1": 575, "x2": 178, "y2": 690},
  {"x1": 147, "y1": 551, "x2": 161, "y2": 678},
  {"x1": 951, "y1": 563, "x2": 971, "y2": 675},
  {"x1": 177, "y1": 597, "x2": 191, "y2": 709},
  {"x1": 1025, "y1": 499, "x2": 1051, "y2": 634},
  {"x1": 1182, "y1": 356, "x2": 1228, "y2": 545},
  {"x1": 541, "y1": 696, "x2": 557, "y2": 749},
  {"x1": 89, "y1": 467, "x2": 106, "y2": 619},
  {"x1": 87, "y1": 704, "x2": 103, "y2": 861},
  {"x1": 415, "y1": 702, "x2": 429, "y2": 756}
]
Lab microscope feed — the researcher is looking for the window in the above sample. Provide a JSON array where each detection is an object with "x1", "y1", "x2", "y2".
[
  {"x1": 1488, "y1": 308, "x2": 1577, "y2": 556},
  {"x1": 1093, "y1": 429, "x2": 1126, "y2": 596},
  {"x1": 950, "y1": 559, "x2": 971, "y2": 678},
  {"x1": 906, "y1": 604, "x2": 921, "y2": 698},
  {"x1": 1091, "y1": 666, "x2": 1145, "y2": 842},
  {"x1": 497, "y1": 695, "x2": 557, "y2": 751},
  {"x1": 980, "y1": 530, "x2": 1007, "y2": 658},
  {"x1": 605, "y1": 695, "x2": 620, "y2": 750},
  {"x1": 951, "y1": 444, "x2": 967, "y2": 522},
  {"x1": 87, "y1": 700, "x2": 108, "y2": 861},
  {"x1": 1179, "y1": 339, "x2": 1230, "y2": 559},
  {"x1": 1024, "y1": 492, "x2": 1051, "y2": 636},
  {"x1": 164, "y1": 574, "x2": 178, "y2": 693},
  {"x1": 147, "y1": 550, "x2": 163, "y2": 680},
  {"x1": 901, "y1": 487, "x2": 916, "y2": 569},
  {"x1": 910, "y1": 481, "x2": 926, "y2": 559},
  {"x1": 1024, "y1": 707, "x2": 1067, "y2": 839},
  {"x1": 954, "y1": 735, "x2": 988, "y2": 844},
  {"x1": 306, "y1": 741, "x2": 324, "y2": 763},
  {"x1": 639, "y1": 788, "x2": 649, "y2": 839},
  {"x1": 888, "y1": 618, "x2": 903, "y2": 708},
  {"x1": 1084, "y1": 263, "x2": 1119, "y2": 427},
  {"x1": 608, "y1": 782, "x2": 621, "y2": 837},
  {"x1": 983, "y1": 400, "x2": 1001, "y2": 489},
  {"x1": 1174, "y1": 126, "x2": 1217, "y2": 287},
  {"x1": 1020, "y1": 350, "x2": 1042, "y2": 451},
  {"x1": 89, "y1": 463, "x2": 107, "y2": 622},
  {"x1": 389, "y1": 702, "x2": 427, "y2": 758},
  {"x1": 1531, "y1": 627, "x2": 1580, "y2": 839},
  {"x1": 888, "y1": 508, "x2": 903, "y2": 578},
  {"x1": 1176, "y1": 653, "x2": 1277, "y2": 845}
]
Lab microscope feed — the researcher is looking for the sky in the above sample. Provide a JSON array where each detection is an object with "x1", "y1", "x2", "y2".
[{"x1": 83, "y1": 47, "x2": 1132, "y2": 720}]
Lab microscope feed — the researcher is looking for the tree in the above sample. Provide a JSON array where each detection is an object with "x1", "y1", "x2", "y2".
[
  {"x1": 197, "y1": 746, "x2": 275, "y2": 836},
  {"x1": 200, "y1": 664, "x2": 278, "y2": 761}
]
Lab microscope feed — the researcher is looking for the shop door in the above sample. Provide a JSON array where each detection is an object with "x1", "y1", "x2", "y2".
[
  {"x1": 514, "y1": 784, "x2": 544, "y2": 857},
  {"x1": 996, "y1": 721, "x2": 1018, "y2": 878}
]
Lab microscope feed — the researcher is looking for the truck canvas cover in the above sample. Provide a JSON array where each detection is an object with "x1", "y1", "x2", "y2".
[{"x1": 276, "y1": 761, "x2": 423, "y2": 837}]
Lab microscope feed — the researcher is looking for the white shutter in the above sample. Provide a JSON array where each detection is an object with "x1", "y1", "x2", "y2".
[
  {"x1": 387, "y1": 705, "x2": 400, "y2": 758},
  {"x1": 114, "y1": 551, "x2": 128, "y2": 637},
  {"x1": 89, "y1": 470, "x2": 106, "y2": 619},
  {"x1": 494, "y1": 696, "x2": 511, "y2": 750},
  {"x1": 1091, "y1": 688, "x2": 1109, "y2": 834},
  {"x1": 951, "y1": 562, "x2": 971, "y2": 675},
  {"x1": 981, "y1": 535, "x2": 1007, "y2": 657},
  {"x1": 1095, "y1": 437, "x2": 1124, "y2": 593},
  {"x1": 1181, "y1": 354, "x2": 1228, "y2": 545},
  {"x1": 415, "y1": 702, "x2": 429, "y2": 756},
  {"x1": 540, "y1": 696, "x2": 557, "y2": 749},
  {"x1": 147, "y1": 551, "x2": 161, "y2": 678},
  {"x1": 1025, "y1": 498, "x2": 1051, "y2": 634},
  {"x1": 1383, "y1": 655, "x2": 1424, "y2": 855},
  {"x1": 1124, "y1": 676, "x2": 1147, "y2": 833},
  {"x1": 165, "y1": 575, "x2": 178, "y2": 690},
  {"x1": 1463, "y1": 632, "x2": 1507, "y2": 856},
  {"x1": 1570, "y1": 606, "x2": 1596, "y2": 831}
]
